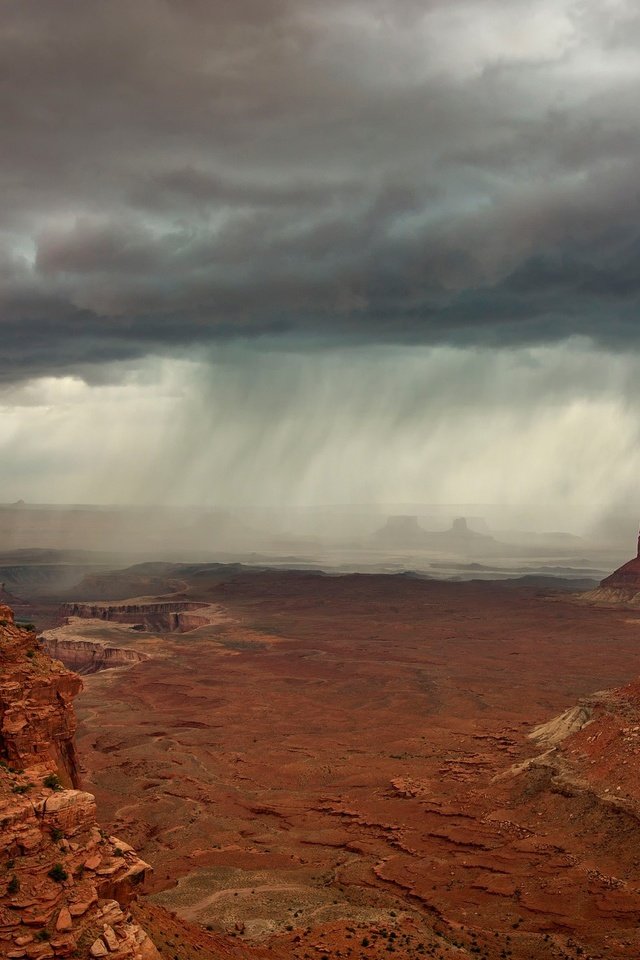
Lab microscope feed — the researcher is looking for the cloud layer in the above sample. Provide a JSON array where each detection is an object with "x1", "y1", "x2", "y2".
[{"x1": 3, "y1": 0, "x2": 640, "y2": 381}]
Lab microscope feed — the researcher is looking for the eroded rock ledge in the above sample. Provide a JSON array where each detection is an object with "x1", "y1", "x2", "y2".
[
  {"x1": 40, "y1": 636, "x2": 148, "y2": 676},
  {"x1": 0, "y1": 604, "x2": 159, "y2": 960},
  {"x1": 60, "y1": 602, "x2": 219, "y2": 634}
]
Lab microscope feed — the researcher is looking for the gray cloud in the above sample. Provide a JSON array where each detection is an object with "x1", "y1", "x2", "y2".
[
  {"x1": 3, "y1": 341, "x2": 640, "y2": 530},
  {"x1": 2, "y1": 0, "x2": 640, "y2": 382}
]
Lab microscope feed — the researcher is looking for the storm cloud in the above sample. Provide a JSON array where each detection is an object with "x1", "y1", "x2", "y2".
[
  {"x1": 3, "y1": 0, "x2": 640, "y2": 381},
  {"x1": 3, "y1": 340, "x2": 640, "y2": 523},
  {"x1": 4, "y1": 2, "x2": 640, "y2": 518}
]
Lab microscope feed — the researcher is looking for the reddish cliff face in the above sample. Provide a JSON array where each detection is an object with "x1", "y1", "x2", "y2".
[
  {"x1": 0, "y1": 605, "x2": 81, "y2": 788},
  {"x1": 579, "y1": 539, "x2": 640, "y2": 605},
  {"x1": 39, "y1": 638, "x2": 148, "y2": 677},
  {"x1": 60, "y1": 603, "x2": 216, "y2": 634},
  {"x1": 0, "y1": 604, "x2": 159, "y2": 960},
  {"x1": 600, "y1": 555, "x2": 640, "y2": 590},
  {"x1": 61, "y1": 601, "x2": 199, "y2": 621},
  {"x1": 527, "y1": 673, "x2": 640, "y2": 804}
]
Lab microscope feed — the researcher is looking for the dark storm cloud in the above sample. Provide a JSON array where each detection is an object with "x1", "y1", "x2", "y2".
[{"x1": 2, "y1": 0, "x2": 640, "y2": 381}]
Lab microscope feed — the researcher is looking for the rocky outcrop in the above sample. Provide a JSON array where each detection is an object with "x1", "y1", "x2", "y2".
[
  {"x1": 601, "y1": 554, "x2": 640, "y2": 590},
  {"x1": 579, "y1": 536, "x2": 640, "y2": 606},
  {"x1": 578, "y1": 585, "x2": 640, "y2": 607},
  {"x1": 0, "y1": 609, "x2": 81, "y2": 788},
  {"x1": 512, "y1": 679, "x2": 640, "y2": 819},
  {"x1": 39, "y1": 638, "x2": 148, "y2": 676},
  {"x1": 60, "y1": 603, "x2": 219, "y2": 634},
  {"x1": 528, "y1": 699, "x2": 596, "y2": 748},
  {"x1": 0, "y1": 605, "x2": 159, "y2": 960}
]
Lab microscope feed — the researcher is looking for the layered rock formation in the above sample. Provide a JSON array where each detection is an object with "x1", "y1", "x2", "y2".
[
  {"x1": 0, "y1": 604, "x2": 158, "y2": 960},
  {"x1": 596, "y1": 556, "x2": 640, "y2": 600},
  {"x1": 521, "y1": 676, "x2": 640, "y2": 808},
  {"x1": 39, "y1": 636, "x2": 148, "y2": 676},
  {"x1": 0, "y1": 612, "x2": 81, "y2": 788},
  {"x1": 60, "y1": 603, "x2": 217, "y2": 634},
  {"x1": 580, "y1": 530, "x2": 640, "y2": 605}
]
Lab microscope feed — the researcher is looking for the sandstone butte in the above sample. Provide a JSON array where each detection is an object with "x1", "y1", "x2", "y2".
[
  {"x1": 0, "y1": 602, "x2": 159, "y2": 960},
  {"x1": 582, "y1": 529, "x2": 640, "y2": 605},
  {"x1": 600, "y1": 554, "x2": 640, "y2": 591}
]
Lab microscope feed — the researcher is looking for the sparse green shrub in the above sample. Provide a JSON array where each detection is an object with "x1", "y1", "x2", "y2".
[
  {"x1": 7, "y1": 876, "x2": 19, "y2": 895},
  {"x1": 35, "y1": 930, "x2": 50, "y2": 941},
  {"x1": 50, "y1": 828, "x2": 64, "y2": 842},
  {"x1": 47, "y1": 863, "x2": 68, "y2": 883},
  {"x1": 12, "y1": 784, "x2": 30, "y2": 795},
  {"x1": 43, "y1": 773, "x2": 62, "y2": 791}
]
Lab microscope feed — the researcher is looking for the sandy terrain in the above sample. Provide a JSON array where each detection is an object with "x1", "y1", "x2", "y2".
[{"x1": 64, "y1": 570, "x2": 640, "y2": 959}]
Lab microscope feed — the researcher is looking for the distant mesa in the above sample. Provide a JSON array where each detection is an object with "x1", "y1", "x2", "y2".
[
  {"x1": 373, "y1": 514, "x2": 430, "y2": 547},
  {"x1": 372, "y1": 514, "x2": 494, "y2": 551},
  {"x1": 449, "y1": 516, "x2": 489, "y2": 540}
]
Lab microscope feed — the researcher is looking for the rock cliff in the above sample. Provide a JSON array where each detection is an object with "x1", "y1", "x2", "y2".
[
  {"x1": 39, "y1": 637, "x2": 148, "y2": 676},
  {"x1": 0, "y1": 610, "x2": 81, "y2": 788},
  {"x1": 60, "y1": 603, "x2": 222, "y2": 635},
  {"x1": 0, "y1": 604, "x2": 159, "y2": 960}
]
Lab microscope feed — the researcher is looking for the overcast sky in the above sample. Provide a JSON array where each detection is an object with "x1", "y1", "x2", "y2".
[{"x1": 2, "y1": 1, "x2": 640, "y2": 517}]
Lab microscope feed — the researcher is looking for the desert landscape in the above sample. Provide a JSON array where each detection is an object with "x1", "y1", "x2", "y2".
[
  {"x1": 4, "y1": 554, "x2": 640, "y2": 959},
  {"x1": 5, "y1": 2, "x2": 640, "y2": 957}
]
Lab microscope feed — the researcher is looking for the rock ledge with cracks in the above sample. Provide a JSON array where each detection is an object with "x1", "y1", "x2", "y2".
[{"x1": 0, "y1": 603, "x2": 159, "y2": 960}]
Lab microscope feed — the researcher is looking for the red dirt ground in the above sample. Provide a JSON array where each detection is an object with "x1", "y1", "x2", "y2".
[{"x1": 70, "y1": 571, "x2": 640, "y2": 960}]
